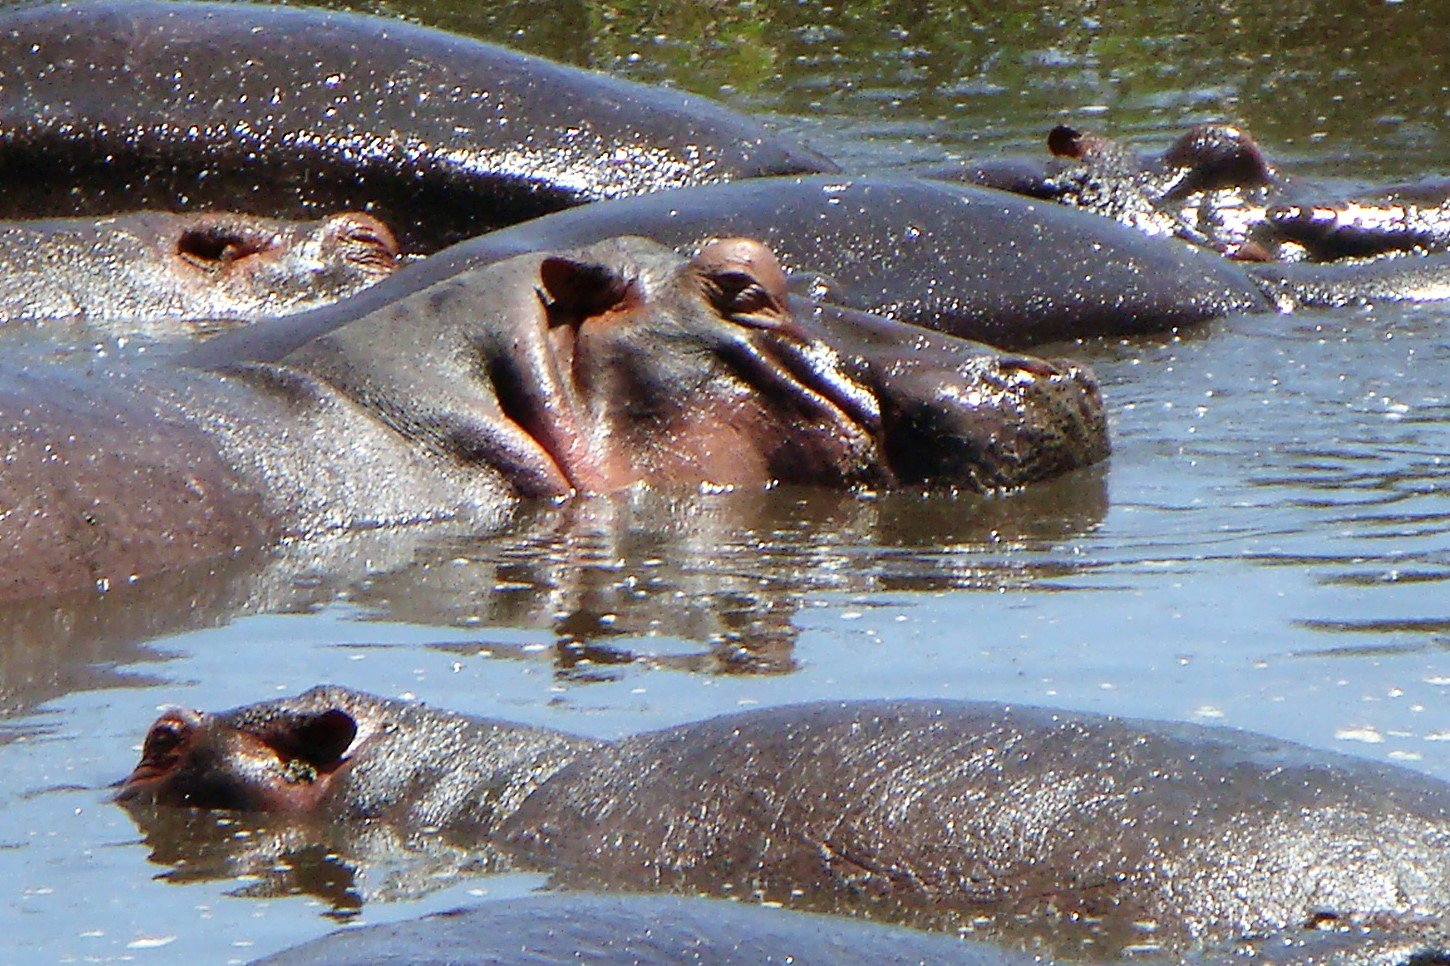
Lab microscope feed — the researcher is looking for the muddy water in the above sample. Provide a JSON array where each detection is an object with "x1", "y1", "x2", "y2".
[{"x1": 0, "y1": 0, "x2": 1445, "y2": 961}]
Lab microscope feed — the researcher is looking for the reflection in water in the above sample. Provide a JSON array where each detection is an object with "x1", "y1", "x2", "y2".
[
  {"x1": 0, "y1": 473, "x2": 1106, "y2": 715},
  {"x1": 348, "y1": 475, "x2": 1108, "y2": 676},
  {"x1": 123, "y1": 799, "x2": 504, "y2": 916}
]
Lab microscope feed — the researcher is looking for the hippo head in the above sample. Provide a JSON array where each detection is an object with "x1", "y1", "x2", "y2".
[
  {"x1": 175, "y1": 211, "x2": 400, "y2": 312},
  {"x1": 278, "y1": 236, "x2": 1107, "y2": 499},
  {"x1": 116, "y1": 703, "x2": 359, "y2": 813}
]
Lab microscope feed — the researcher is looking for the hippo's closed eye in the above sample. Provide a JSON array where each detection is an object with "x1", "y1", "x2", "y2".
[
  {"x1": 141, "y1": 713, "x2": 193, "y2": 763},
  {"x1": 689, "y1": 238, "x2": 792, "y2": 331},
  {"x1": 319, "y1": 213, "x2": 401, "y2": 274}
]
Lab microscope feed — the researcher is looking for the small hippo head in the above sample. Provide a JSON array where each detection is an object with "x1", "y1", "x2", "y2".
[
  {"x1": 1156, "y1": 123, "x2": 1274, "y2": 200},
  {"x1": 116, "y1": 703, "x2": 359, "y2": 813},
  {"x1": 281, "y1": 236, "x2": 1108, "y2": 498},
  {"x1": 174, "y1": 211, "x2": 400, "y2": 314}
]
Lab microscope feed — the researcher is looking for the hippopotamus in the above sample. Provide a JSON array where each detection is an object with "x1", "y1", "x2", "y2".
[
  {"x1": 0, "y1": 210, "x2": 399, "y2": 332},
  {"x1": 117, "y1": 686, "x2": 1450, "y2": 961},
  {"x1": 0, "y1": 236, "x2": 1106, "y2": 603},
  {"x1": 185, "y1": 175, "x2": 1450, "y2": 368},
  {"x1": 253, "y1": 893, "x2": 1036, "y2": 965},
  {"x1": 947, "y1": 123, "x2": 1450, "y2": 264},
  {"x1": 0, "y1": 0, "x2": 834, "y2": 252}
]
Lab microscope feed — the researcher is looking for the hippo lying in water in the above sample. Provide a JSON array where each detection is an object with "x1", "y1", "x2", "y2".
[
  {"x1": 0, "y1": 210, "x2": 398, "y2": 332},
  {"x1": 0, "y1": 236, "x2": 1106, "y2": 603},
  {"x1": 117, "y1": 686, "x2": 1450, "y2": 961},
  {"x1": 254, "y1": 894, "x2": 1447, "y2": 966},
  {"x1": 0, "y1": 0, "x2": 834, "y2": 252}
]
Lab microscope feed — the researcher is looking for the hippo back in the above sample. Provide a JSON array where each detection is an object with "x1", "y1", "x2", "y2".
[
  {"x1": 502, "y1": 699, "x2": 1450, "y2": 957},
  {"x1": 0, "y1": 0, "x2": 835, "y2": 252}
]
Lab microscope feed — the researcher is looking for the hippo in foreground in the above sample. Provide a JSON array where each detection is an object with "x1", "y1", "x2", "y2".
[
  {"x1": 252, "y1": 897, "x2": 1448, "y2": 966},
  {"x1": 0, "y1": 236, "x2": 1106, "y2": 603},
  {"x1": 0, "y1": 210, "x2": 399, "y2": 332},
  {"x1": 118, "y1": 686, "x2": 1450, "y2": 961},
  {"x1": 0, "y1": 0, "x2": 834, "y2": 252}
]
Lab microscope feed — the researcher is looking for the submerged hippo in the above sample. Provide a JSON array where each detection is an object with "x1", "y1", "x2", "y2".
[
  {"x1": 0, "y1": 236, "x2": 1106, "y2": 603},
  {"x1": 0, "y1": 0, "x2": 834, "y2": 252},
  {"x1": 0, "y1": 210, "x2": 399, "y2": 332},
  {"x1": 253, "y1": 893, "x2": 1034, "y2": 965},
  {"x1": 118, "y1": 686, "x2": 1450, "y2": 961}
]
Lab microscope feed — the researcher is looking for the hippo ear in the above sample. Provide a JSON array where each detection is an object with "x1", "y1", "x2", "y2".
[
  {"x1": 537, "y1": 256, "x2": 641, "y2": 327},
  {"x1": 1047, "y1": 125, "x2": 1085, "y2": 159},
  {"x1": 281, "y1": 709, "x2": 358, "y2": 770}
]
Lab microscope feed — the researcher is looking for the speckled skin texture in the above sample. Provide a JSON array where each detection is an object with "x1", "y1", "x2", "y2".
[
  {"x1": 120, "y1": 690, "x2": 1450, "y2": 960},
  {"x1": 254, "y1": 893, "x2": 1033, "y2": 966},
  {"x1": 0, "y1": 367, "x2": 269, "y2": 602},
  {"x1": 509, "y1": 701, "x2": 1450, "y2": 957},
  {"x1": 1250, "y1": 252, "x2": 1450, "y2": 309},
  {"x1": 0, "y1": 0, "x2": 834, "y2": 252},
  {"x1": 0, "y1": 210, "x2": 398, "y2": 330}
]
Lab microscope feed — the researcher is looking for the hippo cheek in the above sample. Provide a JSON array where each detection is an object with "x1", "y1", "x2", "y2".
[
  {"x1": 572, "y1": 319, "x2": 890, "y2": 489},
  {"x1": 876, "y1": 354, "x2": 1110, "y2": 491}
]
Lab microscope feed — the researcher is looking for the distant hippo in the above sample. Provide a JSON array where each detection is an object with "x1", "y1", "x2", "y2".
[
  {"x1": 948, "y1": 123, "x2": 1450, "y2": 264},
  {"x1": 0, "y1": 210, "x2": 399, "y2": 333},
  {"x1": 253, "y1": 893, "x2": 1034, "y2": 966},
  {"x1": 118, "y1": 686, "x2": 1450, "y2": 961},
  {"x1": 0, "y1": 0, "x2": 834, "y2": 252},
  {"x1": 0, "y1": 236, "x2": 1106, "y2": 603}
]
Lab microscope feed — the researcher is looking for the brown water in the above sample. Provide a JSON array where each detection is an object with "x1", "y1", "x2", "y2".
[{"x1": 0, "y1": 0, "x2": 1446, "y2": 961}]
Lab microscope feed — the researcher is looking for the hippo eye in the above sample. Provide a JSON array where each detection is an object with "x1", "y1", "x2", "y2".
[
  {"x1": 325, "y1": 214, "x2": 401, "y2": 270},
  {"x1": 177, "y1": 226, "x2": 272, "y2": 268},
  {"x1": 143, "y1": 720, "x2": 186, "y2": 758},
  {"x1": 703, "y1": 270, "x2": 788, "y2": 329}
]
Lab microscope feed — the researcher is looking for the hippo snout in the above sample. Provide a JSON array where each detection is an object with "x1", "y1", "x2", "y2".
[{"x1": 879, "y1": 352, "x2": 1109, "y2": 491}]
